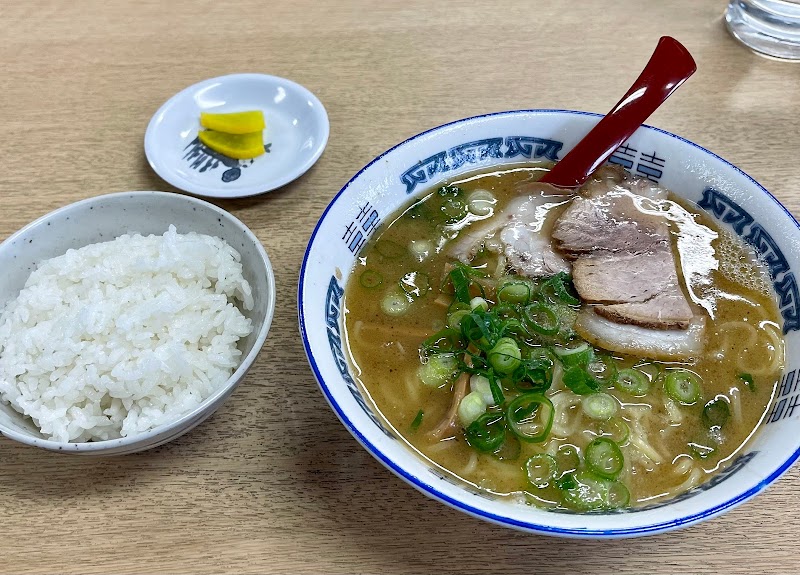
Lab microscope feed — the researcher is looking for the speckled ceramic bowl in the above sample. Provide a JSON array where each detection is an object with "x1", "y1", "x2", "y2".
[
  {"x1": 0, "y1": 192, "x2": 275, "y2": 455},
  {"x1": 299, "y1": 109, "x2": 800, "y2": 538}
]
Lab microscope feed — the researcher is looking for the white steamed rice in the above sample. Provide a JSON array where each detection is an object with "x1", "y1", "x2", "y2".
[{"x1": 0, "y1": 225, "x2": 254, "y2": 442}]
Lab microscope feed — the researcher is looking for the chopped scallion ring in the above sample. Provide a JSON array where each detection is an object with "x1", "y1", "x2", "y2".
[
  {"x1": 464, "y1": 412, "x2": 506, "y2": 452},
  {"x1": 585, "y1": 437, "x2": 624, "y2": 479},
  {"x1": 665, "y1": 370, "x2": 703, "y2": 405},
  {"x1": 506, "y1": 393, "x2": 554, "y2": 443},
  {"x1": 703, "y1": 396, "x2": 731, "y2": 428},
  {"x1": 497, "y1": 280, "x2": 532, "y2": 305},
  {"x1": 596, "y1": 417, "x2": 630, "y2": 445},
  {"x1": 615, "y1": 368, "x2": 650, "y2": 396},
  {"x1": 488, "y1": 337, "x2": 521, "y2": 375},
  {"x1": 562, "y1": 366, "x2": 600, "y2": 395},
  {"x1": 525, "y1": 454, "x2": 558, "y2": 487},
  {"x1": 555, "y1": 444, "x2": 580, "y2": 476},
  {"x1": 582, "y1": 393, "x2": 619, "y2": 420},
  {"x1": 359, "y1": 270, "x2": 383, "y2": 289},
  {"x1": 552, "y1": 341, "x2": 593, "y2": 368},
  {"x1": 521, "y1": 302, "x2": 559, "y2": 336}
]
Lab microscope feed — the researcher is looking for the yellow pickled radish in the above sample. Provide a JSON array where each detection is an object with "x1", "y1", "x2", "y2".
[
  {"x1": 198, "y1": 130, "x2": 265, "y2": 159},
  {"x1": 200, "y1": 110, "x2": 265, "y2": 134}
]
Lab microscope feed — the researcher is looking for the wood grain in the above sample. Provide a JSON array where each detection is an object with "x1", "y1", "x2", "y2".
[{"x1": 1, "y1": 1, "x2": 799, "y2": 573}]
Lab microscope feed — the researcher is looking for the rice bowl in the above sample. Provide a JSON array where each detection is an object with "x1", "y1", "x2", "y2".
[{"x1": 0, "y1": 192, "x2": 275, "y2": 455}]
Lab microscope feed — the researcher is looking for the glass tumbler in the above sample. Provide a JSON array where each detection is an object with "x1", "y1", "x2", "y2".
[{"x1": 725, "y1": 0, "x2": 800, "y2": 60}]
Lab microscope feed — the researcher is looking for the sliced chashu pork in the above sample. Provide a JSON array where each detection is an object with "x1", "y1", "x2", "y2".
[
  {"x1": 552, "y1": 176, "x2": 704, "y2": 359},
  {"x1": 448, "y1": 183, "x2": 571, "y2": 278},
  {"x1": 552, "y1": 184, "x2": 669, "y2": 256},
  {"x1": 571, "y1": 247, "x2": 693, "y2": 329}
]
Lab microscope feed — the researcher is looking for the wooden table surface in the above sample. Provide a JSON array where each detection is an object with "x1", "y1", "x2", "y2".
[{"x1": 2, "y1": 1, "x2": 799, "y2": 573}]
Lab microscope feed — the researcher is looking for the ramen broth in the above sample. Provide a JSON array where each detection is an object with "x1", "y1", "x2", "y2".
[{"x1": 343, "y1": 165, "x2": 784, "y2": 510}]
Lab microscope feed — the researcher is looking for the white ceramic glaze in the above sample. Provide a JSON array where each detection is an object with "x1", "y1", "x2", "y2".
[
  {"x1": 299, "y1": 110, "x2": 800, "y2": 538},
  {"x1": 0, "y1": 192, "x2": 276, "y2": 455},
  {"x1": 145, "y1": 73, "x2": 329, "y2": 198}
]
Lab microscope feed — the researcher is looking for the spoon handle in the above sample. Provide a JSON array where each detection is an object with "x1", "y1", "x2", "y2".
[{"x1": 540, "y1": 36, "x2": 696, "y2": 189}]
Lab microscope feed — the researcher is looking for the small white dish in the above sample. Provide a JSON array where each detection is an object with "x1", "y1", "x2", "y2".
[{"x1": 145, "y1": 73, "x2": 329, "y2": 198}]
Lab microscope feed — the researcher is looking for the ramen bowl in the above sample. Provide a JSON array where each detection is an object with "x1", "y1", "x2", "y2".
[
  {"x1": 298, "y1": 110, "x2": 800, "y2": 537},
  {"x1": 0, "y1": 192, "x2": 276, "y2": 455}
]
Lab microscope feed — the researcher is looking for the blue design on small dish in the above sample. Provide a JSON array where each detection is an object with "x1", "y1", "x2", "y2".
[{"x1": 182, "y1": 137, "x2": 272, "y2": 183}]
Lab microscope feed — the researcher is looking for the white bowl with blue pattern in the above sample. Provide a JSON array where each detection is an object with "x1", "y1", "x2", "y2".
[
  {"x1": 0, "y1": 192, "x2": 275, "y2": 455},
  {"x1": 298, "y1": 110, "x2": 800, "y2": 537}
]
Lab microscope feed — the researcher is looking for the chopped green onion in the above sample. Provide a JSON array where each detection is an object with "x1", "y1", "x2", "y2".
[
  {"x1": 521, "y1": 302, "x2": 559, "y2": 336},
  {"x1": 470, "y1": 374, "x2": 495, "y2": 405},
  {"x1": 458, "y1": 391, "x2": 489, "y2": 426},
  {"x1": 400, "y1": 271, "x2": 430, "y2": 297},
  {"x1": 410, "y1": 410, "x2": 424, "y2": 432},
  {"x1": 485, "y1": 374, "x2": 504, "y2": 406},
  {"x1": 459, "y1": 312, "x2": 494, "y2": 349},
  {"x1": 359, "y1": 270, "x2": 383, "y2": 289},
  {"x1": 555, "y1": 472, "x2": 578, "y2": 491},
  {"x1": 615, "y1": 368, "x2": 650, "y2": 396},
  {"x1": 448, "y1": 300, "x2": 470, "y2": 313},
  {"x1": 542, "y1": 272, "x2": 581, "y2": 306},
  {"x1": 563, "y1": 366, "x2": 600, "y2": 395},
  {"x1": 703, "y1": 396, "x2": 731, "y2": 428},
  {"x1": 488, "y1": 337, "x2": 521, "y2": 375},
  {"x1": 493, "y1": 303, "x2": 520, "y2": 319},
  {"x1": 470, "y1": 296, "x2": 489, "y2": 312},
  {"x1": 512, "y1": 357, "x2": 553, "y2": 393},
  {"x1": 581, "y1": 393, "x2": 619, "y2": 420},
  {"x1": 525, "y1": 454, "x2": 558, "y2": 487},
  {"x1": 441, "y1": 198, "x2": 467, "y2": 221},
  {"x1": 501, "y1": 318, "x2": 528, "y2": 339},
  {"x1": 446, "y1": 309, "x2": 470, "y2": 330},
  {"x1": 421, "y1": 328, "x2": 463, "y2": 354},
  {"x1": 605, "y1": 481, "x2": 631, "y2": 508},
  {"x1": 587, "y1": 354, "x2": 618, "y2": 386},
  {"x1": 633, "y1": 361, "x2": 662, "y2": 383},
  {"x1": 555, "y1": 444, "x2": 581, "y2": 476},
  {"x1": 739, "y1": 372, "x2": 755, "y2": 392},
  {"x1": 497, "y1": 280, "x2": 532, "y2": 304},
  {"x1": 596, "y1": 417, "x2": 630, "y2": 445},
  {"x1": 437, "y1": 184, "x2": 462, "y2": 197},
  {"x1": 464, "y1": 412, "x2": 506, "y2": 453},
  {"x1": 381, "y1": 289, "x2": 411, "y2": 316},
  {"x1": 375, "y1": 238, "x2": 405, "y2": 259},
  {"x1": 417, "y1": 354, "x2": 458, "y2": 387},
  {"x1": 467, "y1": 189, "x2": 496, "y2": 216},
  {"x1": 552, "y1": 341, "x2": 593, "y2": 369},
  {"x1": 665, "y1": 370, "x2": 703, "y2": 405},
  {"x1": 506, "y1": 393, "x2": 554, "y2": 443},
  {"x1": 409, "y1": 239, "x2": 433, "y2": 262},
  {"x1": 446, "y1": 265, "x2": 473, "y2": 304},
  {"x1": 493, "y1": 435, "x2": 521, "y2": 460},
  {"x1": 560, "y1": 471, "x2": 611, "y2": 511},
  {"x1": 585, "y1": 437, "x2": 624, "y2": 479}
]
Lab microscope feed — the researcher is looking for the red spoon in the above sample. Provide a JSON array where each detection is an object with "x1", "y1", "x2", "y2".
[{"x1": 540, "y1": 36, "x2": 696, "y2": 189}]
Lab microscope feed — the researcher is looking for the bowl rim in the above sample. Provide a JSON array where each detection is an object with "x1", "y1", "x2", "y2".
[
  {"x1": 144, "y1": 72, "x2": 331, "y2": 199},
  {"x1": 298, "y1": 108, "x2": 800, "y2": 537},
  {"x1": 0, "y1": 190, "x2": 276, "y2": 452}
]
